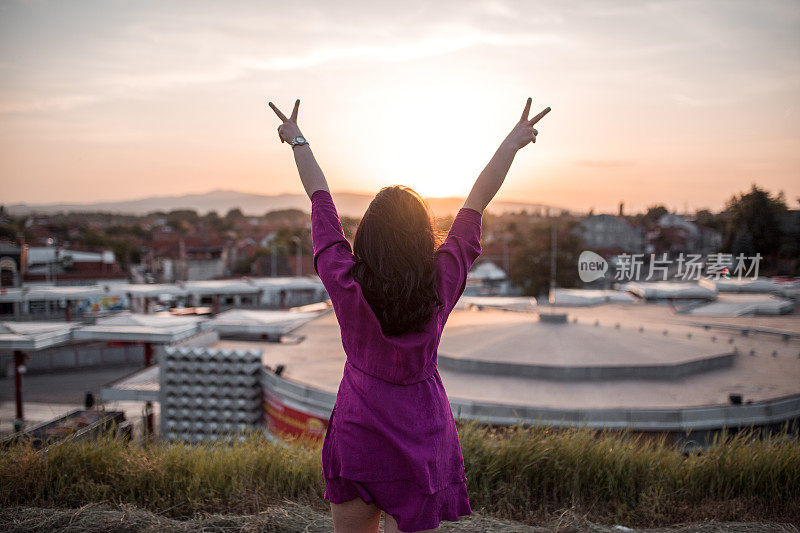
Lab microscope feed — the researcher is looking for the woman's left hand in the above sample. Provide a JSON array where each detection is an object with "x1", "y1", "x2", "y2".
[
  {"x1": 268, "y1": 99, "x2": 304, "y2": 144},
  {"x1": 503, "y1": 97, "x2": 550, "y2": 151}
]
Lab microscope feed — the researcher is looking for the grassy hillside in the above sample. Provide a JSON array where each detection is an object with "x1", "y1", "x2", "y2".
[{"x1": 1, "y1": 422, "x2": 798, "y2": 527}]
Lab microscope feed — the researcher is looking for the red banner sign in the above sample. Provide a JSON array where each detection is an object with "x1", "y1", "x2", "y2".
[{"x1": 263, "y1": 390, "x2": 328, "y2": 441}]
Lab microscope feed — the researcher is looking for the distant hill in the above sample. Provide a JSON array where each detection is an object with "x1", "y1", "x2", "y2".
[{"x1": 5, "y1": 189, "x2": 570, "y2": 218}]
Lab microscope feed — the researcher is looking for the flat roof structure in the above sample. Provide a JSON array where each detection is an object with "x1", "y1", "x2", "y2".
[
  {"x1": 248, "y1": 277, "x2": 324, "y2": 291},
  {"x1": 0, "y1": 285, "x2": 125, "y2": 303},
  {"x1": 122, "y1": 284, "x2": 188, "y2": 298},
  {"x1": 1, "y1": 320, "x2": 82, "y2": 429},
  {"x1": 686, "y1": 294, "x2": 794, "y2": 317},
  {"x1": 0, "y1": 321, "x2": 77, "y2": 351},
  {"x1": 550, "y1": 289, "x2": 636, "y2": 306},
  {"x1": 699, "y1": 278, "x2": 790, "y2": 294},
  {"x1": 208, "y1": 308, "x2": 329, "y2": 338},
  {"x1": 0, "y1": 277, "x2": 324, "y2": 305},
  {"x1": 73, "y1": 313, "x2": 205, "y2": 343},
  {"x1": 183, "y1": 280, "x2": 262, "y2": 297},
  {"x1": 100, "y1": 365, "x2": 160, "y2": 402},
  {"x1": 460, "y1": 296, "x2": 537, "y2": 311},
  {"x1": 628, "y1": 282, "x2": 717, "y2": 300}
]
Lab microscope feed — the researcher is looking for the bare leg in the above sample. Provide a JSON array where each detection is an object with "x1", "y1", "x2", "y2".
[
  {"x1": 330, "y1": 498, "x2": 382, "y2": 533},
  {"x1": 384, "y1": 511, "x2": 437, "y2": 533}
]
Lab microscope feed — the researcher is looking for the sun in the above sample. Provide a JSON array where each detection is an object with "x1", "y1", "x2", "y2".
[{"x1": 347, "y1": 86, "x2": 504, "y2": 199}]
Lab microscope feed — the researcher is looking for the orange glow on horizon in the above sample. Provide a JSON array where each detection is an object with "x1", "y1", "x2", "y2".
[{"x1": 1, "y1": 1, "x2": 798, "y2": 213}]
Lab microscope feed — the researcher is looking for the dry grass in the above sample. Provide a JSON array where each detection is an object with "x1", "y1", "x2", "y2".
[
  {"x1": 1, "y1": 504, "x2": 797, "y2": 533},
  {"x1": 0, "y1": 421, "x2": 798, "y2": 528}
]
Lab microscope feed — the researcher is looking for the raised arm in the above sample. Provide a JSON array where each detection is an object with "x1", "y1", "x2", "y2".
[
  {"x1": 268, "y1": 99, "x2": 330, "y2": 199},
  {"x1": 463, "y1": 98, "x2": 551, "y2": 214}
]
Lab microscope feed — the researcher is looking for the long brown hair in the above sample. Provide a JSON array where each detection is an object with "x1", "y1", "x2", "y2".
[{"x1": 352, "y1": 185, "x2": 444, "y2": 336}]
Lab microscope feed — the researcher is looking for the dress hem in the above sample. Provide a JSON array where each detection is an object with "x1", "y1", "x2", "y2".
[{"x1": 323, "y1": 475, "x2": 472, "y2": 532}]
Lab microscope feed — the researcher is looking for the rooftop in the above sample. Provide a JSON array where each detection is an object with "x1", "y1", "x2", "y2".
[{"x1": 212, "y1": 302, "x2": 800, "y2": 410}]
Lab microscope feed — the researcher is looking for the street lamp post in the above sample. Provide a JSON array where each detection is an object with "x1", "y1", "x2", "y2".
[{"x1": 291, "y1": 236, "x2": 302, "y2": 277}]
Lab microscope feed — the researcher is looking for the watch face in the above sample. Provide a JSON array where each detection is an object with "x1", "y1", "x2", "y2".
[{"x1": 295, "y1": 137, "x2": 306, "y2": 144}]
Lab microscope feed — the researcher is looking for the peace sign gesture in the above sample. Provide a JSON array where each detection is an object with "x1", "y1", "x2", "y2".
[
  {"x1": 268, "y1": 99, "x2": 303, "y2": 144},
  {"x1": 504, "y1": 97, "x2": 551, "y2": 151}
]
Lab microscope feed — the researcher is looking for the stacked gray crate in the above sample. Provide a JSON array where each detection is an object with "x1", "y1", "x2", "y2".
[{"x1": 159, "y1": 346, "x2": 263, "y2": 442}]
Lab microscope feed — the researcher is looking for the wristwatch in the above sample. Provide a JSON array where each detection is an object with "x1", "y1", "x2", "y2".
[{"x1": 289, "y1": 136, "x2": 308, "y2": 147}]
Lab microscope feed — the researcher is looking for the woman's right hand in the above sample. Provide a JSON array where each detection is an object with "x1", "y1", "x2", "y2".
[
  {"x1": 503, "y1": 98, "x2": 551, "y2": 151},
  {"x1": 268, "y1": 99, "x2": 304, "y2": 144}
]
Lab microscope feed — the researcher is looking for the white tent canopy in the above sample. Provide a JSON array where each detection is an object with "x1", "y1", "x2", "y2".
[
  {"x1": 1, "y1": 278, "x2": 325, "y2": 307},
  {"x1": 459, "y1": 296, "x2": 537, "y2": 311},
  {"x1": 73, "y1": 313, "x2": 205, "y2": 343},
  {"x1": 0, "y1": 321, "x2": 77, "y2": 351},
  {"x1": 699, "y1": 278, "x2": 785, "y2": 294},
  {"x1": 123, "y1": 284, "x2": 188, "y2": 298},
  {"x1": 208, "y1": 309, "x2": 324, "y2": 337},
  {"x1": 627, "y1": 282, "x2": 717, "y2": 300},
  {"x1": 0, "y1": 285, "x2": 124, "y2": 302},
  {"x1": 183, "y1": 280, "x2": 262, "y2": 297},
  {"x1": 550, "y1": 289, "x2": 636, "y2": 306},
  {"x1": 686, "y1": 294, "x2": 794, "y2": 316},
  {"x1": 468, "y1": 262, "x2": 507, "y2": 281}
]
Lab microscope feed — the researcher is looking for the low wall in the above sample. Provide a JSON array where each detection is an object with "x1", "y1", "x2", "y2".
[{"x1": 258, "y1": 368, "x2": 800, "y2": 448}]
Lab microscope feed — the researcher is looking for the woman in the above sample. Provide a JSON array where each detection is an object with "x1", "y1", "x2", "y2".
[{"x1": 269, "y1": 97, "x2": 550, "y2": 532}]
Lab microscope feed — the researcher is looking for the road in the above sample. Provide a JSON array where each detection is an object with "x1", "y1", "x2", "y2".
[{"x1": 0, "y1": 364, "x2": 144, "y2": 435}]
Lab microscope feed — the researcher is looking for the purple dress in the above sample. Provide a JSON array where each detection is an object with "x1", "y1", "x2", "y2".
[{"x1": 310, "y1": 189, "x2": 481, "y2": 532}]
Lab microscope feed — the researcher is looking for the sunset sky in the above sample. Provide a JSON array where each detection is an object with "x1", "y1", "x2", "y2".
[{"x1": 1, "y1": 0, "x2": 798, "y2": 213}]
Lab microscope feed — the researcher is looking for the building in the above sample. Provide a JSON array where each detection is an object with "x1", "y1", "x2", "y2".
[
  {"x1": 466, "y1": 260, "x2": 512, "y2": 295},
  {"x1": 24, "y1": 246, "x2": 127, "y2": 284},
  {"x1": 575, "y1": 215, "x2": 644, "y2": 255},
  {"x1": 649, "y1": 213, "x2": 722, "y2": 255},
  {"x1": 0, "y1": 241, "x2": 25, "y2": 288}
]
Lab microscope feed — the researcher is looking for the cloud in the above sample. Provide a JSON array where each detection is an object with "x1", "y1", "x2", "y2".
[
  {"x1": 0, "y1": 17, "x2": 560, "y2": 115},
  {"x1": 0, "y1": 93, "x2": 102, "y2": 114},
  {"x1": 575, "y1": 159, "x2": 634, "y2": 168}
]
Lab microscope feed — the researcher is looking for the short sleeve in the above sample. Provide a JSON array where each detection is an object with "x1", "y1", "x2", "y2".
[
  {"x1": 310, "y1": 189, "x2": 359, "y2": 311},
  {"x1": 434, "y1": 207, "x2": 482, "y2": 317}
]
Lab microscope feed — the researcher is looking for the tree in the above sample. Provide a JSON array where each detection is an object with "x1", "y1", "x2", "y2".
[
  {"x1": 694, "y1": 209, "x2": 726, "y2": 233},
  {"x1": 263, "y1": 208, "x2": 308, "y2": 226},
  {"x1": 203, "y1": 210, "x2": 233, "y2": 232},
  {"x1": 642, "y1": 205, "x2": 668, "y2": 226},
  {"x1": 0, "y1": 223, "x2": 17, "y2": 241},
  {"x1": 722, "y1": 185, "x2": 787, "y2": 258},
  {"x1": 508, "y1": 218, "x2": 583, "y2": 298},
  {"x1": 166, "y1": 209, "x2": 199, "y2": 230},
  {"x1": 225, "y1": 208, "x2": 244, "y2": 221},
  {"x1": 731, "y1": 228, "x2": 756, "y2": 258},
  {"x1": 340, "y1": 215, "x2": 361, "y2": 241}
]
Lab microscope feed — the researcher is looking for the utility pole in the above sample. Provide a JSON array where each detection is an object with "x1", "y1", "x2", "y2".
[
  {"x1": 292, "y1": 235, "x2": 302, "y2": 277},
  {"x1": 550, "y1": 216, "x2": 557, "y2": 309},
  {"x1": 503, "y1": 233, "x2": 510, "y2": 275}
]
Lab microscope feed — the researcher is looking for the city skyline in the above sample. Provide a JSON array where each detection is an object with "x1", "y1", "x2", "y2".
[{"x1": 1, "y1": 0, "x2": 799, "y2": 212}]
